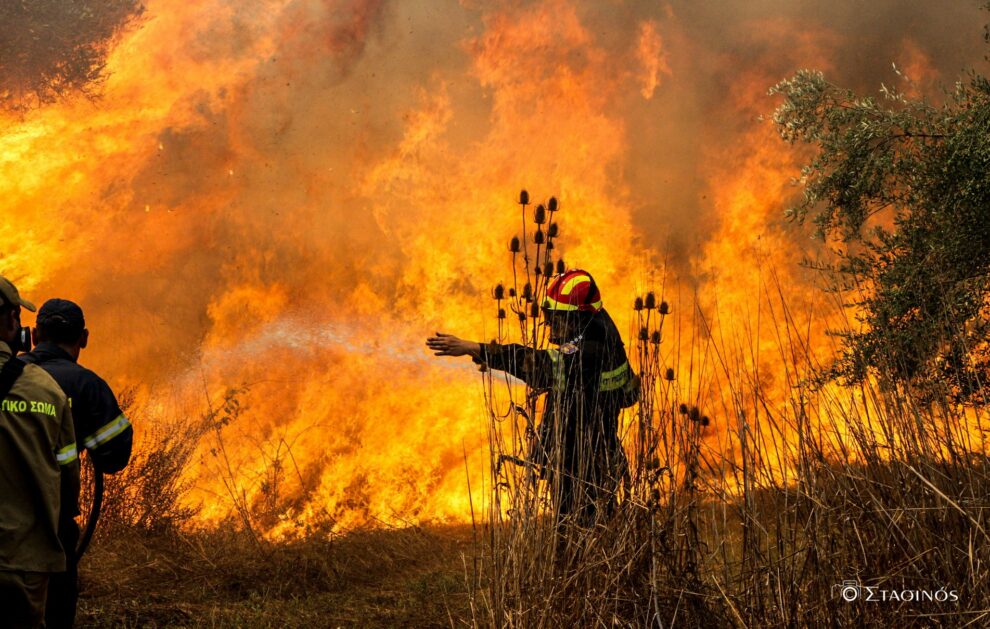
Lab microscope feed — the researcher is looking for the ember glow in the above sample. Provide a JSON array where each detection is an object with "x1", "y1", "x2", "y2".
[{"x1": 0, "y1": 0, "x2": 980, "y2": 533}]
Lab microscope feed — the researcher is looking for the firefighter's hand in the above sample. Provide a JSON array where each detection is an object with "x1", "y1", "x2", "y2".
[{"x1": 427, "y1": 332, "x2": 480, "y2": 358}]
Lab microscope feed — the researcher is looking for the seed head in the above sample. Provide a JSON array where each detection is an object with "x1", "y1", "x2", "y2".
[
  {"x1": 664, "y1": 367, "x2": 675, "y2": 381},
  {"x1": 555, "y1": 260, "x2": 565, "y2": 274},
  {"x1": 509, "y1": 236, "x2": 521, "y2": 253},
  {"x1": 534, "y1": 229, "x2": 545, "y2": 245},
  {"x1": 519, "y1": 189, "x2": 529, "y2": 205},
  {"x1": 548, "y1": 196, "x2": 558, "y2": 212},
  {"x1": 645, "y1": 292, "x2": 657, "y2": 310},
  {"x1": 530, "y1": 303, "x2": 540, "y2": 318},
  {"x1": 546, "y1": 241, "x2": 554, "y2": 251},
  {"x1": 659, "y1": 301, "x2": 670, "y2": 315},
  {"x1": 651, "y1": 331, "x2": 661, "y2": 345},
  {"x1": 534, "y1": 204, "x2": 547, "y2": 225},
  {"x1": 518, "y1": 311, "x2": 526, "y2": 322},
  {"x1": 543, "y1": 262, "x2": 554, "y2": 276},
  {"x1": 678, "y1": 403, "x2": 688, "y2": 415},
  {"x1": 522, "y1": 283, "x2": 533, "y2": 301},
  {"x1": 547, "y1": 222, "x2": 559, "y2": 238},
  {"x1": 689, "y1": 406, "x2": 701, "y2": 422},
  {"x1": 498, "y1": 308, "x2": 506, "y2": 319},
  {"x1": 701, "y1": 416, "x2": 710, "y2": 426},
  {"x1": 638, "y1": 327, "x2": 649, "y2": 341},
  {"x1": 493, "y1": 284, "x2": 505, "y2": 300},
  {"x1": 634, "y1": 297, "x2": 644, "y2": 311}
]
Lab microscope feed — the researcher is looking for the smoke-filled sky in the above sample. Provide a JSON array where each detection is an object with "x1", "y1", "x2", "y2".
[{"x1": 1, "y1": 0, "x2": 986, "y2": 529}]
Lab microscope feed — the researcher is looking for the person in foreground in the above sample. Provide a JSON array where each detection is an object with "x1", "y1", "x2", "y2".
[
  {"x1": 0, "y1": 276, "x2": 79, "y2": 628},
  {"x1": 427, "y1": 269, "x2": 637, "y2": 528},
  {"x1": 22, "y1": 299, "x2": 134, "y2": 629}
]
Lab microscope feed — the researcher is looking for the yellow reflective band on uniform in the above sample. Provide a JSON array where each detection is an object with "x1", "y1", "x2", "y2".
[
  {"x1": 82, "y1": 414, "x2": 131, "y2": 451},
  {"x1": 545, "y1": 349, "x2": 567, "y2": 392},
  {"x1": 542, "y1": 296, "x2": 580, "y2": 311},
  {"x1": 600, "y1": 361, "x2": 631, "y2": 392},
  {"x1": 56, "y1": 443, "x2": 78, "y2": 465}
]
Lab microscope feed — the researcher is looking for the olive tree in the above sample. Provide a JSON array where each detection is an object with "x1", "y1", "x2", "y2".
[{"x1": 772, "y1": 52, "x2": 990, "y2": 403}]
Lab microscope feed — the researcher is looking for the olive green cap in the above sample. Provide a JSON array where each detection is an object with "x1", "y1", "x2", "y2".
[{"x1": 0, "y1": 275, "x2": 37, "y2": 312}]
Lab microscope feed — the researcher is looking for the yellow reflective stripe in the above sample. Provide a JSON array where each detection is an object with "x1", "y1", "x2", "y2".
[
  {"x1": 559, "y1": 274, "x2": 590, "y2": 296},
  {"x1": 600, "y1": 361, "x2": 631, "y2": 392},
  {"x1": 82, "y1": 413, "x2": 131, "y2": 450},
  {"x1": 544, "y1": 349, "x2": 566, "y2": 391},
  {"x1": 56, "y1": 443, "x2": 78, "y2": 465},
  {"x1": 542, "y1": 297, "x2": 579, "y2": 311}
]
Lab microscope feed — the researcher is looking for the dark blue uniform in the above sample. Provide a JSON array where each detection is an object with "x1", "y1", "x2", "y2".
[
  {"x1": 22, "y1": 342, "x2": 132, "y2": 628},
  {"x1": 476, "y1": 309, "x2": 635, "y2": 526}
]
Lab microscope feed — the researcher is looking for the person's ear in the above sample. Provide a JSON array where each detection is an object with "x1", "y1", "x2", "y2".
[
  {"x1": 0, "y1": 310, "x2": 13, "y2": 339},
  {"x1": 80, "y1": 329, "x2": 89, "y2": 350}
]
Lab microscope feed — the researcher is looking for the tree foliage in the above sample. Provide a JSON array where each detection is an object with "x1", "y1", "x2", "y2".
[
  {"x1": 0, "y1": 0, "x2": 144, "y2": 112},
  {"x1": 771, "y1": 64, "x2": 990, "y2": 404}
]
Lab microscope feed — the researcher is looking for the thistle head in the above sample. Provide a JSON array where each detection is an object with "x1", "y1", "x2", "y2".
[
  {"x1": 498, "y1": 308, "x2": 506, "y2": 319},
  {"x1": 645, "y1": 292, "x2": 657, "y2": 310},
  {"x1": 492, "y1": 284, "x2": 505, "y2": 300},
  {"x1": 678, "y1": 403, "x2": 688, "y2": 415},
  {"x1": 555, "y1": 259, "x2": 565, "y2": 274},
  {"x1": 543, "y1": 262, "x2": 554, "y2": 276},
  {"x1": 651, "y1": 331, "x2": 661, "y2": 345},
  {"x1": 659, "y1": 301, "x2": 670, "y2": 315},
  {"x1": 534, "y1": 229, "x2": 545, "y2": 245},
  {"x1": 519, "y1": 189, "x2": 529, "y2": 205},
  {"x1": 534, "y1": 204, "x2": 547, "y2": 225},
  {"x1": 547, "y1": 222, "x2": 559, "y2": 238},
  {"x1": 522, "y1": 283, "x2": 533, "y2": 301},
  {"x1": 548, "y1": 196, "x2": 558, "y2": 212},
  {"x1": 664, "y1": 367, "x2": 675, "y2": 381},
  {"x1": 509, "y1": 236, "x2": 521, "y2": 253},
  {"x1": 634, "y1": 297, "x2": 644, "y2": 311},
  {"x1": 639, "y1": 327, "x2": 649, "y2": 341}
]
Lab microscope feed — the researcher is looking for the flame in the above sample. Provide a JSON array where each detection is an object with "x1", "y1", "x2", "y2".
[{"x1": 0, "y1": 0, "x2": 981, "y2": 534}]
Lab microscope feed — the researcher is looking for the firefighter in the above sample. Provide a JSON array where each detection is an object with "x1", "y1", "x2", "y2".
[
  {"x1": 0, "y1": 276, "x2": 79, "y2": 628},
  {"x1": 22, "y1": 299, "x2": 133, "y2": 629},
  {"x1": 427, "y1": 269, "x2": 636, "y2": 527}
]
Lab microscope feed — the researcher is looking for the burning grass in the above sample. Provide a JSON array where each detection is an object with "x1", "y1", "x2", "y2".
[{"x1": 68, "y1": 197, "x2": 990, "y2": 627}]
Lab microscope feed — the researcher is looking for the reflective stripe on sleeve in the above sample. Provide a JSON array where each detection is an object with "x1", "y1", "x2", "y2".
[
  {"x1": 56, "y1": 443, "x2": 78, "y2": 465},
  {"x1": 82, "y1": 413, "x2": 131, "y2": 451},
  {"x1": 599, "y1": 361, "x2": 631, "y2": 392}
]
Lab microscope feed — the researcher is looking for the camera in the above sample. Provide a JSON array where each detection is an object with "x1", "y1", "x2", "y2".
[
  {"x1": 10, "y1": 326, "x2": 32, "y2": 354},
  {"x1": 832, "y1": 580, "x2": 860, "y2": 602}
]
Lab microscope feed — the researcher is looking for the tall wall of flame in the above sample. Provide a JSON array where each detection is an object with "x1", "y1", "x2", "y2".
[{"x1": 0, "y1": 0, "x2": 982, "y2": 531}]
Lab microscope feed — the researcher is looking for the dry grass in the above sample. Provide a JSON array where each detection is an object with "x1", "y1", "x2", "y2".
[
  {"x1": 76, "y1": 524, "x2": 475, "y2": 628},
  {"x1": 473, "y1": 270, "x2": 990, "y2": 627}
]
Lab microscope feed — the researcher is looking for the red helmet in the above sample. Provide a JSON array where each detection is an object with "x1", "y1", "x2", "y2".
[{"x1": 543, "y1": 269, "x2": 603, "y2": 313}]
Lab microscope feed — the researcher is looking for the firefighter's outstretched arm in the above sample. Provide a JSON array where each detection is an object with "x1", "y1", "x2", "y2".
[
  {"x1": 426, "y1": 332, "x2": 483, "y2": 360},
  {"x1": 427, "y1": 332, "x2": 555, "y2": 387}
]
